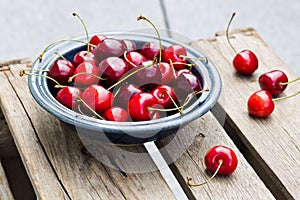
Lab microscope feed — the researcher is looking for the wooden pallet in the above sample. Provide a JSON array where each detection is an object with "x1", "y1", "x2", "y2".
[{"x1": 0, "y1": 28, "x2": 299, "y2": 199}]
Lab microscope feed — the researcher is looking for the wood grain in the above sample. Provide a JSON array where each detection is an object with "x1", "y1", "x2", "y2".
[
  {"x1": 0, "y1": 63, "x2": 176, "y2": 199},
  {"x1": 0, "y1": 161, "x2": 14, "y2": 200},
  {"x1": 189, "y1": 28, "x2": 300, "y2": 199}
]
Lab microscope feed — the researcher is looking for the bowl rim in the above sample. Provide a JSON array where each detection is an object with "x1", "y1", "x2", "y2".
[{"x1": 28, "y1": 31, "x2": 222, "y2": 135}]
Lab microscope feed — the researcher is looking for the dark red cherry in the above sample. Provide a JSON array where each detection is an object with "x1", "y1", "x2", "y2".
[
  {"x1": 114, "y1": 83, "x2": 143, "y2": 108},
  {"x1": 159, "y1": 62, "x2": 175, "y2": 85},
  {"x1": 73, "y1": 62, "x2": 99, "y2": 86},
  {"x1": 175, "y1": 69, "x2": 192, "y2": 78},
  {"x1": 128, "y1": 92, "x2": 160, "y2": 121},
  {"x1": 48, "y1": 59, "x2": 75, "y2": 84},
  {"x1": 82, "y1": 84, "x2": 114, "y2": 114},
  {"x1": 73, "y1": 51, "x2": 98, "y2": 67},
  {"x1": 121, "y1": 39, "x2": 137, "y2": 52},
  {"x1": 247, "y1": 90, "x2": 274, "y2": 118},
  {"x1": 233, "y1": 51, "x2": 258, "y2": 75},
  {"x1": 258, "y1": 70, "x2": 288, "y2": 97},
  {"x1": 151, "y1": 85, "x2": 177, "y2": 108},
  {"x1": 102, "y1": 106, "x2": 129, "y2": 122},
  {"x1": 133, "y1": 61, "x2": 162, "y2": 89},
  {"x1": 98, "y1": 57, "x2": 130, "y2": 84},
  {"x1": 139, "y1": 42, "x2": 163, "y2": 60},
  {"x1": 204, "y1": 145, "x2": 238, "y2": 175},
  {"x1": 56, "y1": 86, "x2": 82, "y2": 110},
  {"x1": 163, "y1": 44, "x2": 187, "y2": 70},
  {"x1": 94, "y1": 38, "x2": 126, "y2": 62},
  {"x1": 124, "y1": 51, "x2": 147, "y2": 69},
  {"x1": 89, "y1": 34, "x2": 107, "y2": 47}
]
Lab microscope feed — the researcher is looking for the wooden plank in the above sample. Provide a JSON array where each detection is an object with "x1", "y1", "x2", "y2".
[
  {"x1": 0, "y1": 161, "x2": 14, "y2": 200},
  {"x1": 0, "y1": 62, "x2": 176, "y2": 199},
  {"x1": 189, "y1": 28, "x2": 300, "y2": 199},
  {"x1": 157, "y1": 111, "x2": 275, "y2": 200}
]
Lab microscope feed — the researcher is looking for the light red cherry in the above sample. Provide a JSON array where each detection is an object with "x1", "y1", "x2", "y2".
[
  {"x1": 247, "y1": 90, "x2": 275, "y2": 118},
  {"x1": 102, "y1": 107, "x2": 129, "y2": 122},
  {"x1": 124, "y1": 51, "x2": 147, "y2": 69},
  {"x1": 232, "y1": 50, "x2": 258, "y2": 75},
  {"x1": 72, "y1": 62, "x2": 100, "y2": 86},
  {"x1": 73, "y1": 51, "x2": 98, "y2": 67},
  {"x1": 163, "y1": 44, "x2": 187, "y2": 70},
  {"x1": 56, "y1": 86, "x2": 82, "y2": 110},
  {"x1": 151, "y1": 85, "x2": 177, "y2": 108},
  {"x1": 159, "y1": 62, "x2": 175, "y2": 85}
]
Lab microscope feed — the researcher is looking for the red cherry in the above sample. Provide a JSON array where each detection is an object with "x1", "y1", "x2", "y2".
[
  {"x1": 139, "y1": 42, "x2": 163, "y2": 60},
  {"x1": 82, "y1": 84, "x2": 114, "y2": 114},
  {"x1": 159, "y1": 62, "x2": 175, "y2": 85},
  {"x1": 48, "y1": 59, "x2": 75, "y2": 84},
  {"x1": 175, "y1": 69, "x2": 192, "y2": 78},
  {"x1": 56, "y1": 86, "x2": 82, "y2": 110},
  {"x1": 128, "y1": 93, "x2": 160, "y2": 121},
  {"x1": 89, "y1": 34, "x2": 107, "y2": 48},
  {"x1": 102, "y1": 107, "x2": 129, "y2": 122},
  {"x1": 151, "y1": 85, "x2": 177, "y2": 108},
  {"x1": 163, "y1": 44, "x2": 187, "y2": 70},
  {"x1": 114, "y1": 83, "x2": 143, "y2": 108},
  {"x1": 121, "y1": 39, "x2": 137, "y2": 52},
  {"x1": 247, "y1": 90, "x2": 275, "y2": 118},
  {"x1": 204, "y1": 145, "x2": 238, "y2": 175},
  {"x1": 98, "y1": 57, "x2": 130, "y2": 84},
  {"x1": 133, "y1": 61, "x2": 162, "y2": 89},
  {"x1": 73, "y1": 51, "x2": 98, "y2": 67},
  {"x1": 259, "y1": 70, "x2": 288, "y2": 97},
  {"x1": 124, "y1": 51, "x2": 147, "y2": 69},
  {"x1": 232, "y1": 50, "x2": 258, "y2": 75},
  {"x1": 94, "y1": 38, "x2": 126, "y2": 62},
  {"x1": 73, "y1": 62, "x2": 99, "y2": 86}
]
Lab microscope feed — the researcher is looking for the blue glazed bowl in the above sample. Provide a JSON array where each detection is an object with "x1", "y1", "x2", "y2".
[{"x1": 29, "y1": 32, "x2": 222, "y2": 144}]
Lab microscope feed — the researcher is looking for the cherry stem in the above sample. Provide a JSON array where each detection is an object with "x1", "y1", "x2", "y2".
[
  {"x1": 76, "y1": 96, "x2": 105, "y2": 120},
  {"x1": 187, "y1": 160, "x2": 223, "y2": 187},
  {"x1": 39, "y1": 39, "x2": 96, "y2": 62},
  {"x1": 179, "y1": 55, "x2": 208, "y2": 64},
  {"x1": 273, "y1": 90, "x2": 300, "y2": 101},
  {"x1": 68, "y1": 72, "x2": 106, "y2": 83},
  {"x1": 54, "y1": 52, "x2": 67, "y2": 60},
  {"x1": 279, "y1": 77, "x2": 300, "y2": 86},
  {"x1": 180, "y1": 88, "x2": 210, "y2": 113},
  {"x1": 226, "y1": 12, "x2": 237, "y2": 54},
  {"x1": 123, "y1": 51, "x2": 138, "y2": 68},
  {"x1": 137, "y1": 15, "x2": 162, "y2": 64},
  {"x1": 107, "y1": 60, "x2": 157, "y2": 91},
  {"x1": 72, "y1": 12, "x2": 90, "y2": 53},
  {"x1": 19, "y1": 69, "x2": 64, "y2": 88}
]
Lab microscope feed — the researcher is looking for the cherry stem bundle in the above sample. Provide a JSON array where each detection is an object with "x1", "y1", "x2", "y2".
[
  {"x1": 226, "y1": 12, "x2": 238, "y2": 54},
  {"x1": 187, "y1": 160, "x2": 223, "y2": 187}
]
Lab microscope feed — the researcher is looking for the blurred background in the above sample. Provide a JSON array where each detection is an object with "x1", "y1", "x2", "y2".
[{"x1": 0, "y1": 0, "x2": 299, "y2": 75}]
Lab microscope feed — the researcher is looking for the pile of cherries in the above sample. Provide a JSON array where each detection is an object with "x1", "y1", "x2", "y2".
[{"x1": 226, "y1": 13, "x2": 299, "y2": 118}]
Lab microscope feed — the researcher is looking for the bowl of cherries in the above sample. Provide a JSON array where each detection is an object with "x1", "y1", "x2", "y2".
[{"x1": 26, "y1": 16, "x2": 222, "y2": 144}]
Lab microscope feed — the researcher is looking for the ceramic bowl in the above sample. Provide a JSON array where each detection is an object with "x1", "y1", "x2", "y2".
[{"x1": 28, "y1": 32, "x2": 222, "y2": 144}]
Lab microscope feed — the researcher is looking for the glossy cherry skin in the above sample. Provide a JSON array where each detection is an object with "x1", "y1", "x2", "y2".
[
  {"x1": 73, "y1": 51, "x2": 98, "y2": 67},
  {"x1": 82, "y1": 84, "x2": 114, "y2": 114},
  {"x1": 89, "y1": 34, "x2": 107, "y2": 47},
  {"x1": 139, "y1": 42, "x2": 164, "y2": 60},
  {"x1": 159, "y1": 62, "x2": 175, "y2": 85},
  {"x1": 128, "y1": 93, "x2": 160, "y2": 121},
  {"x1": 175, "y1": 69, "x2": 192, "y2": 77},
  {"x1": 73, "y1": 62, "x2": 99, "y2": 86},
  {"x1": 151, "y1": 85, "x2": 177, "y2": 108},
  {"x1": 55, "y1": 86, "x2": 82, "y2": 110},
  {"x1": 259, "y1": 70, "x2": 288, "y2": 97},
  {"x1": 48, "y1": 59, "x2": 75, "y2": 84},
  {"x1": 121, "y1": 39, "x2": 137, "y2": 52},
  {"x1": 133, "y1": 61, "x2": 162, "y2": 89},
  {"x1": 233, "y1": 50, "x2": 258, "y2": 75},
  {"x1": 247, "y1": 90, "x2": 275, "y2": 118},
  {"x1": 124, "y1": 51, "x2": 147, "y2": 69},
  {"x1": 102, "y1": 106, "x2": 129, "y2": 122},
  {"x1": 94, "y1": 38, "x2": 126, "y2": 62},
  {"x1": 163, "y1": 44, "x2": 187, "y2": 70},
  {"x1": 98, "y1": 57, "x2": 130, "y2": 84},
  {"x1": 114, "y1": 83, "x2": 143, "y2": 108},
  {"x1": 204, "y1": 145, "x2": 238, "y2": 175}
]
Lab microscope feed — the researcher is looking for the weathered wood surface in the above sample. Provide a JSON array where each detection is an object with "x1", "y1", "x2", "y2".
[
  {"x1": 189, "y1": 27, "x2": 300, "y2": 199},
  {"x1": 0, "y1": 63, "x2": 176, "y2": 199},
  {"x1": 0, "y1": 161, "x2": 14, "y2": 200}
]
